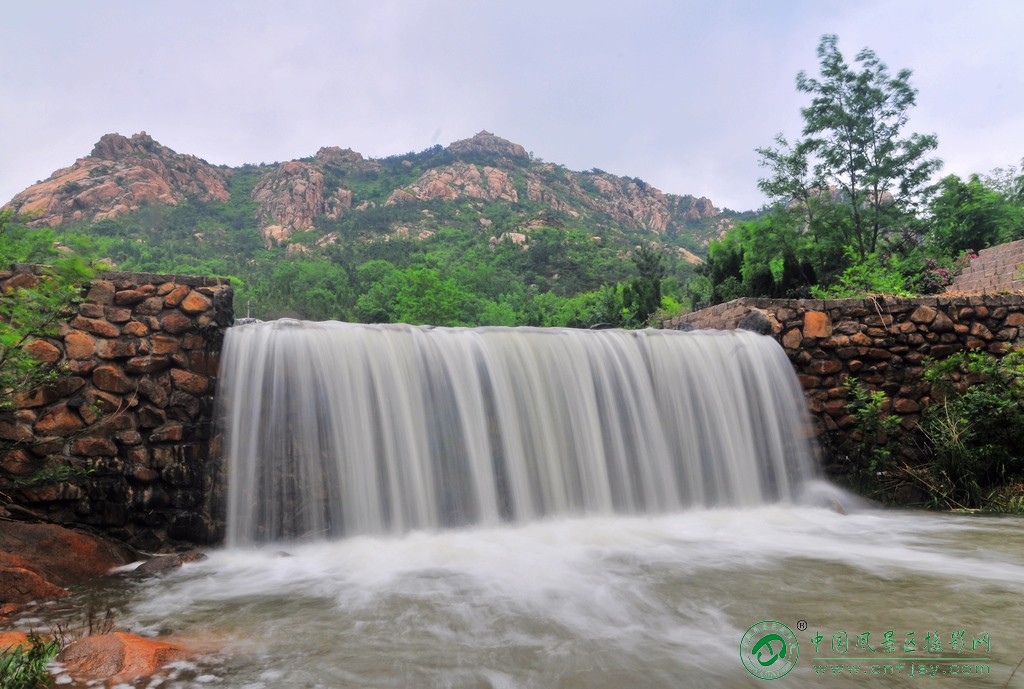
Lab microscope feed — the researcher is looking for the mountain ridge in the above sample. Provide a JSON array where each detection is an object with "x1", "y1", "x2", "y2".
[{"x1": 5, "y1": 130, "x2": 737, "y2": 259}]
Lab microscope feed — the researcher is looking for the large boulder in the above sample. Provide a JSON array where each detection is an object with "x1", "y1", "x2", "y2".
[
  {"x1": 0, "y1": 552, "x2": 69, "y2": 605},
  {"x1": 56, "y1": 632, "x2": 186, "y2": 685},
  {"x1": 0, "y1": 522, "x2": 135, "y2": 606}
]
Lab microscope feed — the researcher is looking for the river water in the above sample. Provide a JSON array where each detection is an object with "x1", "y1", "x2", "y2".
[{"x1": 37, "y1": 505, "x2": 1024, "y2": 688}]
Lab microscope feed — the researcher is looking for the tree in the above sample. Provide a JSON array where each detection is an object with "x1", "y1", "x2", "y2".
[
  {"x1": 982, "y1": 158, "x2": 1024, "y2": 206},
  {"x1": 257, "y1": 258, "x2": 354, "y2": 321},
  {"x1": 796, "y1": 34, "x2": 941, "y2": 257},
  {"x1": 927, "y1": 174, "x2": 1021, "y2": 257},
  {"x1": 622, "y1": 245, "x2": 665, "y2": 326},
  {"x1": 758, "y1": 34, "x2": 941, "y2": 265}
]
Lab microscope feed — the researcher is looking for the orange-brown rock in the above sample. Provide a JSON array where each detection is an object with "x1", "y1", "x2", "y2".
[
  {"x1": 95, "y1": 337, "x2": 138, "y2": 359},
  {"x1": 969, "y1": 322, "x2": 993, "y2": 340},
  {"x1": 0, "y1": 553, "x2": 70, "y2": 604},
  {"x1": 2, "y1": 272, "x2": 39, "y2": 291},
  {"x1": 123, "y1": 321, "x2": 150, "y2": 337},
  {"x1": 16, "y1": 375, "x2": 88, "y2": 409},
  {"x1": 931, "y1": 310, "x2": 955, "y2": 333},
  {"x1": 160, "y1": 311, "x2": 193, "y2": 334},
  {"x1": 1, "y1": 448, "x2": 40, "y2": 475},
  {"x1": 0, "y1": 523, "x2": 134, "y2": 606},
  {"x1": 71, "y1": 316, "x2": 120, "y2": 338},
  {"x1": 803, "y1": 311, "x2": 833, "y2": 338},
  {"x1": 104, "y1": 306, "x2": 133, "y2": 323},
  {"x1": 114, "y1": 288, "x2": 154, "y2": 305},
  {"x1": 85, "y1": 280, "x2": 116, "y2": 304},
  {"x1": 910, "y1": 305, "x2": 937, "y2": 324},
  {"x1": 149, "y1": 423, "x2": 184, "y2": 443},
  {"x1": 162, "y1": 284, "x2": 190, "y2": 307},
  {"x1": 34, "y1": 403, "x2": 84, "y2": 435},
  {"x1": 179, "y1": 290, "x2": 212, "y2": 314},
  {"x1": 125, "y1": 355, "x2": 172, "y2": 374},
  {"x1": 70, "y1": 436, "x2": 118, "y2": 456},
  {"x1": 93, "y1": 364, "x2": 133, "y2": 393},
  {"x1": 807, "y1": 359, "x2": 842, "y2": 375},
  {"x1": 893, "y1": 398, "x2": 921, "y2": 413},
  {"x1": 65, "y1": 330, "x2": 97, "y2": 359},
  {"x1": 151, "y1": 334, "x2": 180, "y2": 355},
  {"x1": 448, "y1": 130, "x2": 529, "y2": 159},
  {"x1": 56, "y1": 632, "x2": 187, "y2": 686},
  {"x1": 24, "y1": 339, "x2": 61, "y2": 363},
  {"x1": 0, "y1": 631, "x2": 33, "y2": 650},
  {"x1": 0, "y1": 420, "x2": 34, "y2": 443},
  {"x1": 387, "y1": 162, "x2": 518, "y2": 206},
  {"x1": 169, "y1": 368, "x2": 209, "y2": 395}
]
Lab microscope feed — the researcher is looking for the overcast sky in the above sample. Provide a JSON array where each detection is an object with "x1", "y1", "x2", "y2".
[{"x1": 2, "y1": 0, "x2": 1022, "y2": 212}]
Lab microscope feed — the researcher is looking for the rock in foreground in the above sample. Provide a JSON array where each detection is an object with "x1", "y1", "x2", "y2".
[
  {"x1": 56, "y1": 632, "x2": 187, "y2": 686},
  {"x1": 0, "y1": 522, "x2": 135, "y2": 607}
]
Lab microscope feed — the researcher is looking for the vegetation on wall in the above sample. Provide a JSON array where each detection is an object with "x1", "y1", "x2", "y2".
[
  {"x1": 920, "y1": 349, "x2": 1024, "y2": 509},
  {"x1": 836, "y1": 349, "x2": 1024, "y2": 512},
  {"x1": 0, "y1": 210, "x2": 94, "y2": 409}
]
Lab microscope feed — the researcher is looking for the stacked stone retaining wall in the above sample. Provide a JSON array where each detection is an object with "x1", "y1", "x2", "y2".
[
  {"x1": 0, "y1": 266, "x2": 232, "y2": 551},
  {"x1": 949, "y1": 240, "x2": 1024, "y2": 293},
  {"x1": 666, "y1": 295, "x2": 1024, "y2": 470}
]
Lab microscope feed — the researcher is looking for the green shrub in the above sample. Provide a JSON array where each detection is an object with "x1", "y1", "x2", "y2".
[
  {"x1": 0, "y1": 633, "x2": 60, "y2": 689},
  {"x1": 840, "y1": 377, "x2": 903, "y2": 499},
  {"x1": 921, "y1": 348, "x2": 1024, "y2": 507}
]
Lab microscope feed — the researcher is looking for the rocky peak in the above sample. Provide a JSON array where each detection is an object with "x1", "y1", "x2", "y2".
[
  {"x1": 90, "y1": 131, "x2": 161, "y2": 160},
  {"x1": 314, "y1": 146, "x2": 364, "y2": 165},
  {"x1": 448, "y1": 131, "x2": 529, "y2": 160},
  {"x1": 5, "y1": 132, "x2": 229, "y2": 227},
  {"x1": 385, "y1": 162, "x2": 518, "y2": 206},
  {"x1": 682, "y1": 196, "x2": 719, "y2": 221},
  {"x1": 251, "y1": 161, "x2": 352, "y2": 247}
]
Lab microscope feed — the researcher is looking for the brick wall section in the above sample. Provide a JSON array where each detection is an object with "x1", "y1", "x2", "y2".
[
  {"x1": 949, "y1": 240, "x2": 1024, "y2": 293},
  {"x1": 0, "y1": 266, "x2": 233, "y2": 551},
  {"x1": 665, "y1": 295, "x2": 1024, "y2": 469}
]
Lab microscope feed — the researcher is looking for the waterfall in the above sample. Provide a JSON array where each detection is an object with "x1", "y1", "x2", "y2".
[{"x1": 219, "y1": 321, "x2": 817, "y2": 545}]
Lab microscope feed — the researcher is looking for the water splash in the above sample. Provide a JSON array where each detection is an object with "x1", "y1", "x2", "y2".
[{"x1": 218, "y1": 323, "x2": 817, "y2": 545}]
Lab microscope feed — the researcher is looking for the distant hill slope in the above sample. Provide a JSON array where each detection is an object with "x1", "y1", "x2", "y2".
[{"x1": 5, "y1": 130, "x2": 745, "y2": 260}]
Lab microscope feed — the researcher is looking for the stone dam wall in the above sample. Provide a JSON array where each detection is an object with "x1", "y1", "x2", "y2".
[
  {"x1": 0, "y1": 266, "x2": 232, "y2": 552},
  {"x1": 5, "y1": 260, "x2": 1024, "y2": 548},
  {"x1": 665, "y1": 294, "x2": 1024, "y2": 473}
]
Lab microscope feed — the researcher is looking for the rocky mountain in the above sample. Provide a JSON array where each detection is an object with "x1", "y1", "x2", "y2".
[
  {"x1": 8, "y1": 132, "x2": 230, "y2": 227},
  {"x1": 4, "y1": 130, "x2": 738, "y2": 259}
]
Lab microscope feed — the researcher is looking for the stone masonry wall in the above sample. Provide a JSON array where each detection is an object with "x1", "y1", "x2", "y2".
[
  {"x1": 949, "y1": 240, "x2": 1024, "y2": 293},
  {"x1": 665, "y1": 295, "x2": 1024, "y2": 471},
  {"x1": 0, "y1": 266, "x2": 232, "y2": 552}
]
